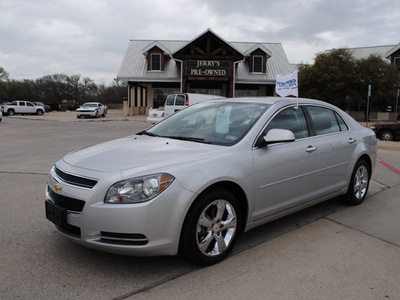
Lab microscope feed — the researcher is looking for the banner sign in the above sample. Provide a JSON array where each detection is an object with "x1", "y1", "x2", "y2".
[
  {"x1": 276, "y1": 70, "x2": 298, "y2": 97},
  {"x1": 186, "y1": 60, "x2": 230, "y2": 76}
]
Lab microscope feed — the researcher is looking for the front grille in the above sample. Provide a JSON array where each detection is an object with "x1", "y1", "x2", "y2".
[
  {"x1": 48, "y1": 188, "x2": 85, "y2": 212},
  {"x1": 100, "y1": 231, "x2": 148, "y2": 246},
  {"x1": 55, "y1": 167, "x2": 97, "y2": 189}
]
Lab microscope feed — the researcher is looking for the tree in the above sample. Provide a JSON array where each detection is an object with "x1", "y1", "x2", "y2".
[
  {"x1": 298, "y1": 48, "x2": 357, "y2": 109},
  {"x1": 0, "y1": 66, "x2": 9, "y2": 82},
  {"x1": 298, "y1": 48, "x2": 400, "y2": 112},
  {"x1": 355, "y1": 55, "x2": 400, "y2": 112}
]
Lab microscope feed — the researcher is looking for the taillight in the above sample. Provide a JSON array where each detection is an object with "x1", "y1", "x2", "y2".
[{"x1": 185, "y1": 99, "x2": 189, "y2": 106}]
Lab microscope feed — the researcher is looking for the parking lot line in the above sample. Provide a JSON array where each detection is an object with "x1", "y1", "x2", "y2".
[{"x1": 377, "y1": 157, "x2": 400, "y2": 175}]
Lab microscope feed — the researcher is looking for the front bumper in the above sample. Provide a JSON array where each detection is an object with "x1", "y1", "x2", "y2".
[
  {"x1": 45, "y1": 166, "x2": 196, "y2": 256},
  {"x1": 76, "y1": 110, "x2": 97, "y2": 117}
]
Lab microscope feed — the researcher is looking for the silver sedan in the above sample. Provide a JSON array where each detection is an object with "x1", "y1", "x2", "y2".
[{"x1": 45, "y1": 97, "x2": 377, "y2": 266}]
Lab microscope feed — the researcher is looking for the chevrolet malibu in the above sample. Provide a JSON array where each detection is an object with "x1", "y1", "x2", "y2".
[{"x1": 45, "y1": 97, "x2": 377, "y2": 265}]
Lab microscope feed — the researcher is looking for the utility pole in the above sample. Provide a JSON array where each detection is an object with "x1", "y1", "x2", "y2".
[{"x1": 366, "y1": 84, "x2": 371, "y2": 127}]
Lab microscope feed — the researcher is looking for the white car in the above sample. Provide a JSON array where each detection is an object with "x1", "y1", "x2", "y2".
[
  {"x1": 0, "y1": 111, "x2": 2, "y2": 122},
  {"x1": 46, "y1": 97, "x2": 377, "y2": 266},
  {"x1": 76, "y1": 102, "x2": 106, "y2": 118},
  {"x1": 146, "y1": 107, "x2": 165, "y2": 123}
]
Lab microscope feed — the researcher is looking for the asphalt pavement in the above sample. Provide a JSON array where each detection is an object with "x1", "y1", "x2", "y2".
[{"x1": 1, "y1": 110, "x2": 399, "y2": 300}]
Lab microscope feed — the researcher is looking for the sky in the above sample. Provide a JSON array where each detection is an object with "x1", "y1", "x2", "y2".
[{"x1": 0, "y1": 0, "x2": 398, "y2": 85}]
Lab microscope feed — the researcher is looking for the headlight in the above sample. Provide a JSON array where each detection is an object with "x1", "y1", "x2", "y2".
[{"x1": 105, "y1": 173, "x2": 175, "y2": 204}]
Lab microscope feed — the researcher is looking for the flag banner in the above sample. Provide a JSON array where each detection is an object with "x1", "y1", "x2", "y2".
[{"x1": 275, "y1": 70, "x2": 298, "y2": 97}]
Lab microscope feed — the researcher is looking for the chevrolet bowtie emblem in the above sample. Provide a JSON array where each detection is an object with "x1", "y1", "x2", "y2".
[{"x1": 54, "y1": 184, "x2": 62, "y2": 191}]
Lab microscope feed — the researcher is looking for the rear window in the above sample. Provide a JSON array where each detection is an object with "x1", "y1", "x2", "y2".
[{"x1": 175, "y1": 95, "x2": 185, "y2": 105}]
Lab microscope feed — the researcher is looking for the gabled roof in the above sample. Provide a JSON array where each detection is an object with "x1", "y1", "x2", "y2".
[
  {"x1": 142, "y1": 41, "x2": 172, "y2": 57},
  {"x1": 243, "y1": 43, "x2": 272, "y2": 58},
  {"x1": 386, "y1": 43, "x2": 400, "y2": 58},
  {"x1": 172, "y1": 28, "x2": 244, "y2": 59}
]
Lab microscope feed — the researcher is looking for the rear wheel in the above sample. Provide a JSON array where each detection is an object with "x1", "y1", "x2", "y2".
[
  {"x1": 180, "y1": 189, "x2": 242, "y2": 266},
  {"x1": 344, "y1": 160, "x2": 370, "y2": 205},
  {"x1": 380, "y1": 130, "x2": 394, "y2": 141},
  {"x1": 7, "y1": 109, "x2": 15, "y2": 116}
]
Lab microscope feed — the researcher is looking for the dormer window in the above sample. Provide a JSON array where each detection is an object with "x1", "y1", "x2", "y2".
[
  {"x1": 253, "y1": 56, "x2": 263, "y2": 73},
  {"x1": 151, "y1": 53, "x2": 161, "y2": 71}
]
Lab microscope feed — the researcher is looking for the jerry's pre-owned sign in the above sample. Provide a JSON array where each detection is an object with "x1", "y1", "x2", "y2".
[{"x1": 186, "y1": 60, "x2": 230, "y2": 76}]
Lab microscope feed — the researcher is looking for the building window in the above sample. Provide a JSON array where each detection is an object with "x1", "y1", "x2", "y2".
[
  {"x1": 151, "y1": 54, "x2": 161, "y2": 71},
  {"x1": 253, "y1": 56, "x2": 263, "y2": 73},
  {"x1": 395, "y1": 57, "x2": 400, "y2": 71}
]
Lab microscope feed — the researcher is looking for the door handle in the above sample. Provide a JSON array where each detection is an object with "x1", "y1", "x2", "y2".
[
  {"x1": 348, "y1": 138, "x2": 356, "y2": 144},
  {"x1": 305, "y1": 145, "x2": 317, "y2": 152}
]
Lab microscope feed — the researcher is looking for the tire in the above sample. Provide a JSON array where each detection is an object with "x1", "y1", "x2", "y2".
[
  {"x1": 77, "y1": 115, "x2": 81, "y2": 119},
  {"x1": 380, "y1": 130, "x2": 394, "y2": 141},
  {"x1": 8, "y1": 109, "x2": 15, "y2": 116},
  {"x1": 95, "y1": 111, "x2": 99, "y2": 118},
  {"x1": 344, "y1": 160, "x2": 370, "y2": 205},
  {"x1": 36, "y1": 110, "x2": 43, "y2": 116},
  {"x1": 179, "y1": 189, "x2": 242, "y2": 266}
]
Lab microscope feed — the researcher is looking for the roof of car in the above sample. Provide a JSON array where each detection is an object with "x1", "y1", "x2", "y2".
[{"x1": 210, "y1": 97, "x2": 329, "y2": 106}]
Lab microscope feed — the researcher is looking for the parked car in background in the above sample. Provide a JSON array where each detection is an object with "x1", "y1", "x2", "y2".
[
  {"x1": 76, "y1": 102, "x2": 107, "y2": 118},
  {"x1": 46, "y1": 97, "x2": 376, "y2": 266},
  {"x1": 146, "y1": 107, "x2": 165, "y2": 123},
  {"x1": 164, "y1": 93, "x2": 224, "y2": 117},
  {"x1": 34, "y1": 102, "x2": 51, "y2": 112},
  {"x1": 1, "y1": 101, "x2": 45, "y2": 116},
  {"x1": 370, "y1": 121, "x2": 400, "y2": 141}
]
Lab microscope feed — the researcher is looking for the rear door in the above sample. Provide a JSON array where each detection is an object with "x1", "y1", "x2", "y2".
[{"x1": 305, "y1": 106, "x2": 356, "y2": 197}]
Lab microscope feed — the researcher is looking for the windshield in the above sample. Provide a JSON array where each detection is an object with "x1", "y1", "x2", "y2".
[
  {"x1": 143, "y1": 101, "x2": 269, "y2": 145},
  {"x1": 82, "y1": 103, "x2": 98, "y2": 108}
]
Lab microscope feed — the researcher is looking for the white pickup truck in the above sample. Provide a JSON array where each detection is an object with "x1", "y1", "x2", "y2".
[{"x1": 1, "y1": 101, "x2": 45, "y2": 116}]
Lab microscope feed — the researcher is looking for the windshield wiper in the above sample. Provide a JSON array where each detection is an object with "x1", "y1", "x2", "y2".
[
  {"x1": 164, "y1": 136, "x2": 214, "y2": 144},
  {"x1": 136, "y1": 130, "x2": 160, "y2": 137}
]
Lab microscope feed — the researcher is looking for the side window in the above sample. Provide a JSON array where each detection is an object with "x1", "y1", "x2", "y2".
[
  {"x1": 307, "y1": 106, "x2": 340, "y2": 135},
  {"x1": 165, "y1": 95, "x2": 175, "y2": 105},
  {"x1": 335, "y1": 112, "x2": 349, "y2": 131},
  {"x1": 27, "y1": 102, "x2": 34, "y2": 107},
  {"x1": 264, "y1": 107, "x2": 309, "y2": 139},
  {"x1": 175, "y1": 95, "x2": 185, "y2": 106},
  {"x1": 20, "y1": 102, "x2": 26, "y2": 106}
]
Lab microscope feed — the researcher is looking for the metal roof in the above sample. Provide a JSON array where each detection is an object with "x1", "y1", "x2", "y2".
[
  {"x1": 346, "y1": 45, "x2": 396, "y2": 61},
  {"x1": 116, "y1": 39, "x2": 294, "y2": 84}
]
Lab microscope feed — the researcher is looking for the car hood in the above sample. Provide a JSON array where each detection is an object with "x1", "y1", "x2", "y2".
[{"x1": 62, "y1": 135, "x2": 225, "y2": 173}]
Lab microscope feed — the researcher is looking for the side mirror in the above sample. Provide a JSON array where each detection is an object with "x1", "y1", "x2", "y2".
[{"x1": 257, "y1": 129, "x2": 295, "y2": 147}]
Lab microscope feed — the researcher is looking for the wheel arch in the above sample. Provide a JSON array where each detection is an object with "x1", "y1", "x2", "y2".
[{"x1": 357, "y1": 154, "x2": 372, "y2": 178}]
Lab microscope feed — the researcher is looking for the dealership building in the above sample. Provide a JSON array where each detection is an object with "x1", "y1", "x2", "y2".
[{"x1": 116, "y1": 29, "x2": 294, "y2": 115}]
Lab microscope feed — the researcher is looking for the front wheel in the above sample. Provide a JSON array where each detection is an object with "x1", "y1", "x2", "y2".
[
  {"x1": 36, "y1": 110, "x2": 43, "y2": 116},
  {"x1": 344, "y1": 160, "x2": 370, "y2": 205},
  {"x1": 180, "y1": 189, "x2": 242, "y2": 266}
]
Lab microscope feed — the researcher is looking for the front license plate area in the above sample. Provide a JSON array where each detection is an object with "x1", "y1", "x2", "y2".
[{"x1": 45, "y1": 200, "x2": 67, "y2": 227}]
